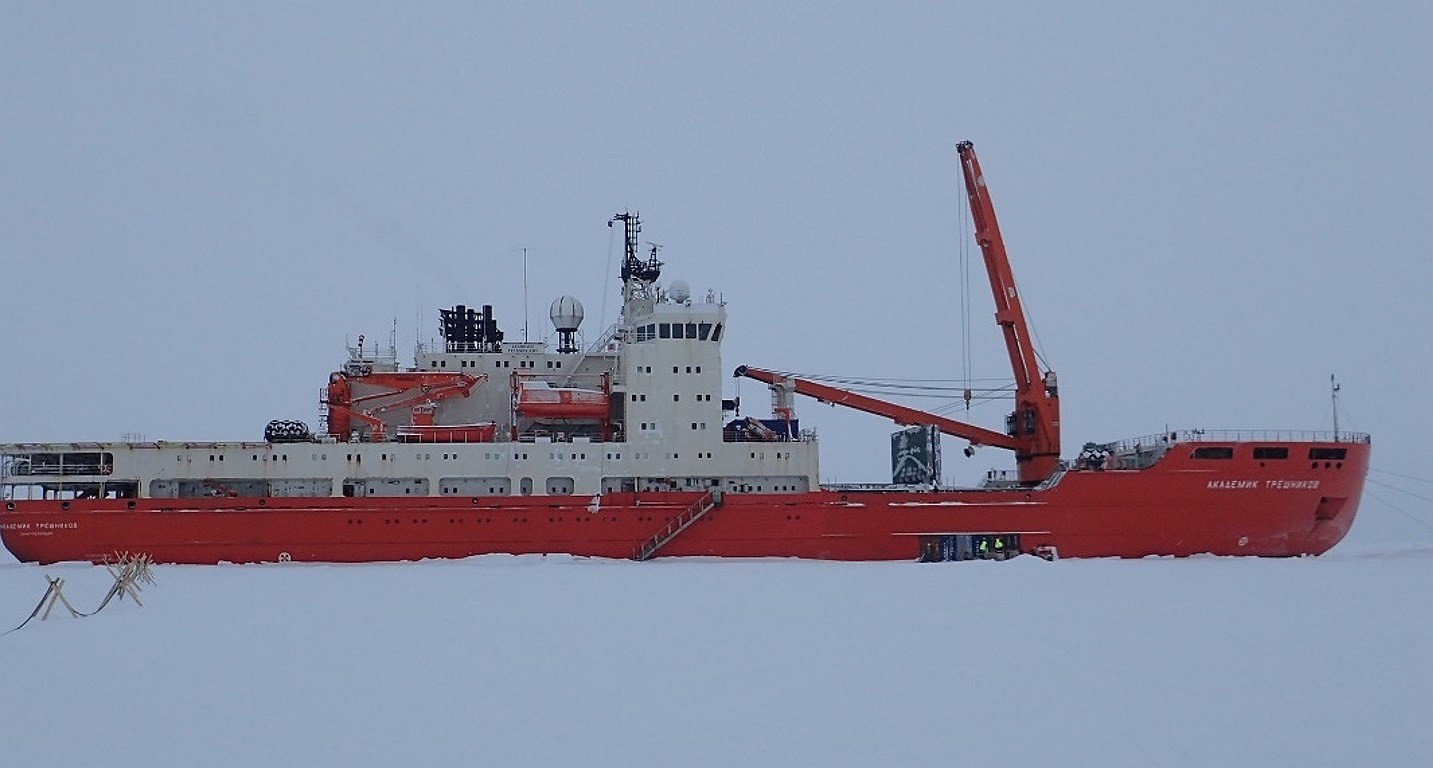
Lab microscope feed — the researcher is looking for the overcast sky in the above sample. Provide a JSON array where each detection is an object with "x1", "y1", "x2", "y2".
[{"x1": 2, "y1": 2, "x2": 1428, "y2": 544}]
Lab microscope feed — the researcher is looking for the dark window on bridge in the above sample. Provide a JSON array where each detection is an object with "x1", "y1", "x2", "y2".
[
  {"x1": 1253, "y1": 447, "x2": 1289, "y2": 460},
  {"x1": 699, "y1": 322, "x2": 712, "y2": 340},
  {"x1": 659, "y1": 323, "x2": 671, "y2": 339},
  {"x1": 1309, "y1": 447, "x2": 1347, "y2": 460},
  {"x1": 1191, "y1": 446, "x2": 1234, "y2": 459}
]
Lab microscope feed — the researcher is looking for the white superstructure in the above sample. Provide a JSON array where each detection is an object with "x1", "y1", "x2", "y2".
[{"x1": 2, "y1": 213, "x2": 819, "y2": 504}]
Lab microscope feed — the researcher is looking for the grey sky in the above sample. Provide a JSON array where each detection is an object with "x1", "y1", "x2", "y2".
[{"x1": 2, "y1": 2, "x2": 1428, "y2": 544}]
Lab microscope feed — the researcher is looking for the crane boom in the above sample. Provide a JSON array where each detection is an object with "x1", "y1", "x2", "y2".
[
  {"x1": 733, "y1": 366, "x2": 1019, "y2": 451},
  {"x1": 733, "y1": 143, "x2": 1062, "y2": 483},
  {"x1": 956, "y1": 140, "x2": 1060, "y2": 481},
  {"x1": 324, "y1": 372, "x2": 486, "y2": 441}
]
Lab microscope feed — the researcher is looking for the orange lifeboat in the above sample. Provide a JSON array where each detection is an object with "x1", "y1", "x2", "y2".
[{"x1": 516, "y1": 381, "x2": 608, "y2": 420}]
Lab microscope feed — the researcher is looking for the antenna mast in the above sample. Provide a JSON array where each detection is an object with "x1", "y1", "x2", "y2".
[
  {"x1": 1331, "y1": 374, "x2": 1341, "y2": 439},
  {"x1": 609, "y1": 211, "x2": 662, "y2": 324}
]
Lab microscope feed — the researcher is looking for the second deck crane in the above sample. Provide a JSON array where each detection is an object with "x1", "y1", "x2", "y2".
[{"x1": 737, "y1": 141, "x2": 1062, "y2": 483}]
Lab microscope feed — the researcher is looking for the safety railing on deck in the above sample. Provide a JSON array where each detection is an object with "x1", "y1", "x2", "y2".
[{"x1": 1102, "y1": 429, "x2": 1371, "y2": 455}]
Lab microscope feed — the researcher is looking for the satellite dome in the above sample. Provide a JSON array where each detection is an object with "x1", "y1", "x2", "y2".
[
  {"x1": 549, "y1": 295, "x2": 584, "y2": 332},
  {"x1": 669, "y1": 280, "x2": 691, "y2": 303}
]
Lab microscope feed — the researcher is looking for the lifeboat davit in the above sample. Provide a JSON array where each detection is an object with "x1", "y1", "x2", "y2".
[
  {"x1": 396, "y1": 422, "x2": 497, "y2": 443},
  {"x1": 516, "y1": 381, "x2": 608, "y2": 420}
]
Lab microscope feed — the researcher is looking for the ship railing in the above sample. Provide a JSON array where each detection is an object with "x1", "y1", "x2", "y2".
[
  {"x1": 822, "y1": 468, "x2": 1067, "y2": 493},
  {"x1": 586, "y1": 323, "x2": 624, "y2": 353},
  {"x1": 976, "y1": 468, "x2": 1067, "y2": 491},
  {"x1": 1100, "y1": 429, "x2": 1371, "y2": 455}
]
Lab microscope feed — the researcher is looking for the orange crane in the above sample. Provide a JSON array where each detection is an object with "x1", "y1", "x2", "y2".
[
  {"x1": 956, "y1": 140, "x2": 1060, "y2": 481},
  {"x1": 733, "y1": 366, "x2": 1019, "y2": 452},
  {"x1": 324, "y1": 372, "x2": 486, "y2": 441},
  {"x1": 736, "y1": 141, "x2": 1061, "y2": 483}
]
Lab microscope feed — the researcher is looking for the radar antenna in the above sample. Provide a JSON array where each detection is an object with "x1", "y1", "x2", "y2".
[{"x1": 609, "y1": 212, "x2": 662, "y2": 284}]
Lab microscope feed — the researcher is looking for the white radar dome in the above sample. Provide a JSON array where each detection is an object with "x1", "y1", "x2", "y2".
[
  {"x1": 669, "y1": 280, "x2": 691, "y2": 303},
  {"x1": 549, "y1": 295, "x2": 584, "y2": 332}
]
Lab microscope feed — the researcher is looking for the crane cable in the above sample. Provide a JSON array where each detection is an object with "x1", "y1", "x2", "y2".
[{"x1": 959, "y1": 166, "x2": 974, "y2": 411}]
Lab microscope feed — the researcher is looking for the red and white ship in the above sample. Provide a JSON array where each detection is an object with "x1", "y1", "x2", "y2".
[{"x1": 0, "y1": 143, "x2": 1369, "y2": 565}]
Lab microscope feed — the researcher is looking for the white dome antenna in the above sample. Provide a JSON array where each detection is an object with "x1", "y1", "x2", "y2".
[{"x1": 550, "y1": 295, "x2": 585, "y2": 353}]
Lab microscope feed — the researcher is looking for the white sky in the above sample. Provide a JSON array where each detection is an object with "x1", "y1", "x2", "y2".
[{"x1": 2, "y1": 3, "x2": 1429, "y2": 545}]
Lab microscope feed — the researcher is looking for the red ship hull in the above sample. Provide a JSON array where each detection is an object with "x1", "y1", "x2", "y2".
[{"x1": 1, "y1": 439, "x2": 1367, "y2": 564}]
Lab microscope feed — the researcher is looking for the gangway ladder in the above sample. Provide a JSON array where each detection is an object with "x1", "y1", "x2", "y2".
[{"x1": 632, "y1": 489, "x2": 724, "y2": 561}]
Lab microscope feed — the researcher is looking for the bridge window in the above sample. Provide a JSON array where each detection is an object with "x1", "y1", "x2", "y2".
[
  {"x1": 659, "y1": 323, "x2": 671, "y2": 339},
  {"x1": 1309, "y1": 447, "x2": 1347, "y2": 460},
  {"x1": 1191, "y1": 446, "x2": 1234, "y2": 459},
  {"x1": 1253, "y1": 447, "x2": 1289, "y2": 460}
]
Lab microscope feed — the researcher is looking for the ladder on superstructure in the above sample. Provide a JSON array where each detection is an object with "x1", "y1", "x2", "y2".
[{"x1": 632, "y1": 489, "x2": 724, "y2": 561}]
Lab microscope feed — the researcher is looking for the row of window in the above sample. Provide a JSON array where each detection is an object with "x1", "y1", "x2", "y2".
[
  {"x1": 632, "y1": 365, "x2": 706, "y2": 375},
  {"x1": 1191, "y1": 446, "x2": 1348, "y2": 461},
  {"x1": 628, "y1": 392, "x2": 715, "y2": 403},
  {"x1": 430, "y1": 358, "x2": 565, "y2": 369},
  {"x1": 633, "y1": 322, "x2": 723, "y2": 342},
  {"x1": 196, "y1": 451, "x2": 614, "y2": 464},
  {"x1": 3, "y1": 452, "x2": 113, "y2": 476}
]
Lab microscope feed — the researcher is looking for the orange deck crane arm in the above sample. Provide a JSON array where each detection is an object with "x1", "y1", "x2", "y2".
[
  {"x1": 734, "y1": 142, "x2": 1062, "y2": 483},
  {"x1": 325, "y1": 372, "x2": 486, "y2": 441},
  {"x1": 733, "y1": 366, "x2": 1019, "y2": 451},
  {"x1": 956, "y1": 141, "x2": 1060, "y2": 481}
]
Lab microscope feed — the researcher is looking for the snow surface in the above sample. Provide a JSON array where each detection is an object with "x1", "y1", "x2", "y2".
[{"x1": 3, "y1": 547, "x2": 1430, "y2": 767}]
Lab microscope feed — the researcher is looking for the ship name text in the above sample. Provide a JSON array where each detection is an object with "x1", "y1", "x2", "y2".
[
  {"x1": 0, "y1": 521, "x2": 79, "y2": 531},
  {"x1": 1206, "y1": 479, "x2": 1320, "y2": 490}
]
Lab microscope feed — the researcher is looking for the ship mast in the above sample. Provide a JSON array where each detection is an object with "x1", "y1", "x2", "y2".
[
  {"x1": 1331, "y1": 374, "x2": 1341, "y2": 440},
  {"x1": 956, "y1": 141, "x2": 1061, "y2": 482},
  {"x1": 610, "y1": 211, "x2": 662, "y2": 324}
]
